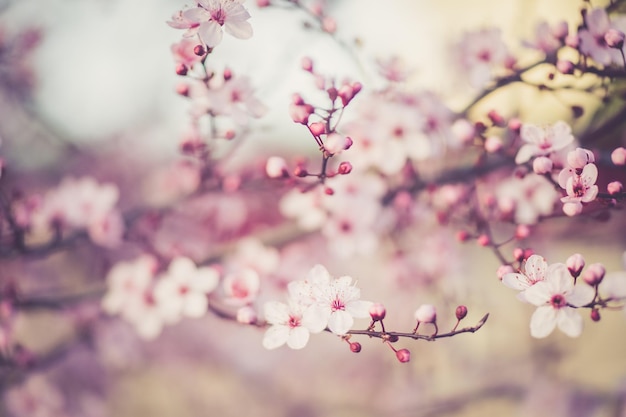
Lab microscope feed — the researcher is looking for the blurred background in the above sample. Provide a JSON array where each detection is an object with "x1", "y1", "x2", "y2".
[{"x1": 1, "y1": 1, "x2": 625, "y2": 416}]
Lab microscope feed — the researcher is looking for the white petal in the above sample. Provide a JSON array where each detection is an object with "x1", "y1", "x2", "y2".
[
  {"x1": 199, "y1": 21, "x2": 223, "y2": 47},
  {"x1": 302, "y1": 304, "x2": 330, "y2": 333},
  {"x1": 327, "y1": 310, "x2": 354, "y2": 335},
  {"x1": 263, "y1": 301, "x2": 289, "y2": 325},
  {"x1": 530, "y1": 306, "x2": 557, "y2": 338},
  {"x1": 262, "y1": 325, "x2": 289, "y2": 350},
  {"x1": 225, "y1": 20, "x2": 253, "y2": 39},
  {"x1": 515, "y1": 144, "x2": 536, "y2": 164},
  {"x1": 345, "y1": 300, "x2": 373, "y2": 318},
  {"x1": 523, "y1": 281, "x2": 552, "y2": 306},
  {"x1": 286, "y1": 327, "x2": 310, "y2": 349},
  {"x1": 191, "y1": 267, "x2": 219, "y2": 293},
  {"x1": 502, "y1": 273, "x2": 531, "y2": 290},
  {"x1": 307, "y1": 264, "x2": 331, "y2": 285},
  {"x1": 556, "y1": 308, "x2": 583, "y2": 337},
  {"x1": 566, "y1": 284, "x2": 595, "y2": 307},
  {"x1": 182, "y1": 293, "x2": 208, "y2": 318}
]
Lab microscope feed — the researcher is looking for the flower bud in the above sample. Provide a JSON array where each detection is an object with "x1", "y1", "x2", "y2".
[
  {"x1": 566, "y1": 253, "x2": 585, "y2": 278},
  {"x1": 324, "y1": 133, "x2": 348, "y2": 154},
  {"x1": 582, "y1": 263, "x2": 605, "y2": 286},
  {"x1": 484, "y1": 136, "x2": 502, "y2": 153},
  {"x1": 265, "y1": 156, "x2": 289, "y2": 178},
  {"x1": 608, "y1": 181, "x2": 623, "y2": 195},
  {"x1": 611, "y1": 147, "x2": 626, "y2": 166},
  {"x1": 236, "y1": 306, "x2": 257, "y2": 324},
  {"x1": 552, "y1": 21, "x2": 568, "y2": 40},
  {"x1": 293, "y1": 166, "x2": 308, "y2": 177},
  {"x1": 513, "y1": 247, "x2": 525, "y2": 262},
  {"x1": 565, "y1": 34, "x2": 579, "y2": 48},
  {"x1": 369, "y1": 303, "x2": 386, "y2": 321},
  {"x1": 337, "y1": 161, "x2": 352, "y2": 175},
  {"x1": 193, "y1": 44, "x2": 206, "y2": 56},
  {"x1": 476, "y1": 234, "x2": 490, "y2": 247},
  {"x1": 605, "y1": 28, "x2": 625, "y2": 49},
  {"x1": 414, "y1": 304, "x2": 436, "y2": 323},
  {"x1": 508, "y1": 118, "x2": 522, "y2": 132},
  {"x1": 556, "y1": 59, "x2": 575, "y2": 74},
  {"x1": 451, "y1": 119, "x2": 475, "y2": 144},
  {"x1": 309, "y1": 122, "x2": 325, "y2": 136},
  {"x1": 497, "y1": 264, "x2": 514, "y2": 280},
  {"x1": 567, "y1": 148, "x2": 594, "y2": 169},
  {"x1": 456, "y1": 230, "x2": 470, "y2": 242},
  {"x1": 396, "y1": 348, "x2": 411, "y2": 363},
  {"x1": 175, "y1": 63, "x2": 188, "y2": 76},
  {"x1": 301, "y1": 56, "x2": 314, "y2": 72},
  {"x1": 350, "y1": 342, "x2": 362, "y2": 353},
  {"x1": 515, "y1": 224, "x2": 531, "y2": 239},
  {"x1": 343, "y1": 136, "x2": 354, "y2": 150},
  {"x1": 176, "y1": 83, "x2": 189, "y2": 96},
  {"x1": 533, "y1": 156, "x2": 553, "y2": 174},
  {"x1": 487, "y1": 110, "x2": 506, "y2": 127},
  {"x1": 455, "y1": 305, "x2": 468, "y2": 321},
  {"x1": 590, "y1": 309, "x2": 601, "y2": 322}
]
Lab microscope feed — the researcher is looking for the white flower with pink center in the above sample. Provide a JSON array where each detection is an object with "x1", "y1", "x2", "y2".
[
  {"x1": 221, "y1": 267, "x2": 260, "y2": 306},
  {"x1": 456, "y1": 28, "x2": 512, "y2": 88},
  {"x1": 502, "y1": 255, "x2": 564, "y2": 302},
  {"x1": 307, "y1": 264, "x2": 373, "y2": 335},
  {"x1": 494, "y1": 174, "x2": 559, "y2": 225},
  {"x1": 578, "y1": 8, "x2": 625, "y2": 66},
  {"x1": 262, "y1": 300, "x2": 324, "y2": 350},
  {"x1": 515, "y1": 121, "x2": 574, "y2": 164},
  {"x1": 523, "y1": 267, "x2": 595, "y2": 338},
  {"x1": 559, "y1": 163, "x2": 599, "y2": 216},
  {"x1": 153, "y1": 257, "x2": 219, "y2": 323},
  {"x1": 175, "y1": 0, "x2": 253, "y2": 48}
]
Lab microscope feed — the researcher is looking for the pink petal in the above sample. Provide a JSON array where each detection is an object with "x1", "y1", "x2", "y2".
[{"x1": 502, "y1": 273, "x2": 531, "y2": 290}]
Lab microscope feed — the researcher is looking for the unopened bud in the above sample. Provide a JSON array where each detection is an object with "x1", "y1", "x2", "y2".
[
  {"x1": 294, "y1": 166, "x2": 308, "y2": 177},
  {"x1": 223, "y1": 67, "x2": 233, "y2": 81},
  {"x1": 605, "y1": 28, "x2": 625, "y2": 49},
  {"x1": 193, "y1": 44, "x2": 206, "y2": 56},
  {"x1": 324, "y1": 187, "x2": 334, "y2": 195},
  {"x1": 396, "y1": 348, "x2": 411, "y2": 363},
  {"x1": 455, "y1": 305, "x2": 468, "y2": 320},
  {"x1": 301, "y1": 56, "x2": 314, "y2": 72},
  {"x1": 533, "y1": 156, "x2": 553, "y2": 174},
  {"x1": 487, "y1": 110, "x2": 506, "y2": 127},
  {"x1": 309, "y1": 122, "x2": 325, "y2": 136},
  {"x1": 567, "y1": 148, "x2": 594, "y2": 169},
  {"x1": 497, "y1": 264, "x2": 514, "y2": 280},
  {"x1": 337, "y1": 161, "x2": 352, "y2": 175},
  {"x1": 515, "y1": 224, "x2": 531, "y2": 239},
  {"x1": 556, "y1": 59, "x2": 575, "y2": 74},
  {"x1": 414, "y1": 304, "x2": 436, "y2": 323},
  {"x1": 611, "y1": 147, "x2": 626, "y2": 165},
  {"x1": 582, "y1": 263, "x2": 605, "y2": 286},
  {"x1": 175, "y1": 63, "x2": 188, "y2": 76},
  {"x1": 566, "y1": 253, "x2": 585, "y2": 278},
  {"x1": 456, "y1": 230, "x2": 470, "y2": 242},
  {"x1": 590, "y1": 309, "x2": 601, "y2": 322},
  {"x1": 476, "y1": 234, "x2": 490, "y2": 247},
  {"x1": 265, "y1": 156, "x2": 289, "y2": 178},
  {"x1": 484, "y1": 136, "x2": 502, "y2": 153},
  {"x1": 565, "y1": 34, "x2": 579, "y2": 48},
  {"x1": 236, "y1": 306, "x2": 257, "y2": 324},
  {"x1": 176, "y1": 83, "x2": 189, "y2": 96},
  {"x1": 350, "y1": 342, "x2": 362, "y2": 353},
  {"x1": 608, "y1": 181, "x2": 623, "y2": 195},
  {"x1": 369, "y1": 303, "x2": 386, "y2": 321},
  {"x1": 513, "y1": 247, "x2": 525, "y2": 262}
]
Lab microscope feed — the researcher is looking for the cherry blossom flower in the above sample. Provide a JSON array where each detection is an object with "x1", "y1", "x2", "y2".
[
  {"x1": 523, "y1": 266, "x2": 595, "y2": 338},
  {"x1": 306, "y1": 264, "x2": 373, "y2": 335},
  {"x1": 153, "y1": 257, "x2": 219, "y2": 323},
  {"x1": 171, "y1": 38, "x2": 204, "y2": 69},
  {"x1": 578, "y1": 8, "x2": 624, "y2": 66},
  {"x1": 4, "y1": 374, "x2": 66, "y2": 417},
  {"x1": 502, "y1": 254, "x2": 561, "y2": 301},
  {"x1": 456, "y1": 28, "x2": 512, "y2": 88},
  {"x1": 172, "y1": 0, "x2": 253, "y2": 48},
  {"x1": 523, "y1": 21, "x2": 566, "y2": 55},
  {"x1": 559, "y1": 163, "x2": 599, "y2": 216},
  {"x1": 494, "y1": 174, "x2": 559, "y2": 224},
  {"x1": 221, "y1": 267, "x2": 261, "y2": 306},
  {"x1": 515, "y1": 121, "x2": 574, "y2": 164},
  {"x1": 262, "y1": 300, "x2": 323, "y2": 350}
]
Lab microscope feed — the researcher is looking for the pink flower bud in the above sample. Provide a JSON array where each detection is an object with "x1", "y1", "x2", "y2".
[
  {"x1": 265, "y1": 156, "x2": 289, "y2": 178},
  {"x1": 605, "y1": 28, "x2": 625, "y2": 49},
  {"x1": 497, "y1": 264, "x2": 514, "y2": 280},
  {"x1": 567, "y1": 147, "x2": 594, "y2": 169},
  {"x1": 337, "y1": 161, "x2": 352, "y2": 175},
  {"x1": 476, "y1": 234, "x2": 490, "y2": 247},
  {"x1": 590, "y1": 309, "x2": 601, "y2": 322},
  {"x1": 176, "y1": 83, "x2": 189, "y2": 96},
  {"x1": 582, "y1": 263, "x2": 605, "y2": 286},
  {"x1": 484, "y1": 136, "x2": 502, "y2": 153},
  {"x1": 455, "y1": 305, "x2": 468, "y2": 320},
  {"x1": 256, "y1": 0, "x2": 270, "y2": 7},
  {"x1": 223, "y1": 67, "x2": 233, "y2": 81},
  {"x1": 487, "y1": 110, "x2": 506, "y2": 127},
  {"x1": 324, "y1": 187, "x2": 334, "y2": 195},
  {"x1": 236, "y1": 306, "x2": 258, "y2": 324},
  {"x1": 515, "y1": 224, "x2": 531, "y2": 239},
  {"x1": 175, "y1": 63, "x2": 188, "y2": 76},
  {"x1": 343, "y1": 136, "x2": 353, "y2": 150},
  {"x1": 533, "y1": 156, "x2": 553, "y2": 174},
  {"x1": 324, "y1": 133, "x2": 347, "y2": 154},
  {"x1": 552, "y1": 21, "x2": 569, "y2": 40},
  {"x1": 414, "y1": 304, "x2": 436, "y2": 323},
  {"x1": 451, "y1": 119, "x2": 475, "y2": 144},
  {"x1": 289, "y1": 102, "x2": 315, "y2": 125},
  {"x1": 322, "y1": 16, "x2": 336, "y2": 33},
  {"x1": 556, "y1": 59, "x2": 575, "y2": 74},
  {"x1": 193, "y1": 44, "x2": 206, "y2": 56},
  {"x1": 508, "y1": 117, "x2": 522, "y2": 132},
  {"x1": 350, "y1": 342, "x2": 362, "y2": 353},
  {"x1": 396, "y1": 348, "x2": 411, "y2": 363},
  {"x1": 456, "y1": 230, "x2": 470, "y2": 242},
  {"x1": 301, "y1": 56, "x2": 314, "y2": 72},
  {"x1": 565, "y1": 34, "x2": 579, "y2": 48},
  {"x1": 369, "y1": 303, "x2": 386, "y2": 321},
  {"x1": 309, "y1": 122, "x2": 325, "y2": 136},
  {"x1": 513, "y1": 247, "x2": 525, "y2": 262},
  {"x1": 566, "y1": 253, "x2": 585, "y2": 278},
  {"x1": 294, "y1": 166, "x2": 308, "y2": 177},
  {"x1": 611, "y1": 147, "x2": 626, "y2": 165},
  {"x1": 608, "y1": 181, "x2": 623, "y2": 195},
  {"x1": 562, "y1": 201, "x2": 583, "y2": 217}
]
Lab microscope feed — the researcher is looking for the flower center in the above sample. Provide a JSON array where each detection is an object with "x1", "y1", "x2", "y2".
[
  {"x1": 331, "y1": 297, "x2": 345, "y2": 312},
  {"x1": 287, "y1": 315, "x2": 301, "y2": 328},
  {"x1": 549, "y1": 294, "x2": 567, "y2": 308},
  {"x1": 211, "y1": 9, "x2": 226, "y2": 26}
]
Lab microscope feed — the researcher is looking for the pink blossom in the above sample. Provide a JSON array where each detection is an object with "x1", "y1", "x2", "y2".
[
  {"x1": 174, "y1": 0, "x2": 253, "y2": 48},
  {"x1": 153, "y1": 257, "x2": 219, "y2": 323},
  {"x1": 515, "y1": 121, "x2": 574, "y2": 164},
  {"x1": 494, "y1": 174, "x2": 559, "y2": 224},
  {"x1": 523, "y1": 21, "x2": 566, "y2": 55},
  {"x1": 578, "y1": 8, "x2": 623, "y2": 66},
  {"x1": 265, "y1": 156, "x2": 289, "y2": 178},
  {"x1": 5, "y1": 374, "x2": 66, "y2": 417},
  {"x1": 559, "y1": 163, "x2": 599, "y2": 215},
  {"x1": 456, "y1": 28, "x2": 512, "y2": 88},
  {"x1": 171, "y1": 38, "x2": 203, "y2": 69},
  {"x1": 502, "y1": 255, "x2": 564, "y2": 302},
  {"x1": 523, "y1": 266, "x2": 595, "y2": 338},
  {"x1": 221, "y1": 267, "x2": 261, "y2": 306},
  {"x1": 262, "y1": 300, "x2": 323, "y2": 350},
  {"x1": 306, "y1": 264, "x2": 373, "y2": 335},
  {"x1": 414, "y1": 304, "x2": 436, "y2": 323},
  {"x1": 376, "y1": 55, "x2": 412, "y2": 82},
  {"x1": 611, "y1": 147, "x2": 626, "y2": 165}
]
